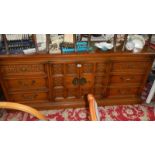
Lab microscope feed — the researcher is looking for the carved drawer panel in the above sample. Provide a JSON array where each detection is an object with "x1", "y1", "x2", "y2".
[
  {"x1": 4, "y1": 78, "x2": 47, "y2": 91},
  {"x1": 107, "y1": 87, "x2": 139, "y2": 97},
  {"x1": 0, "y1": 64, "x2": 45, "y2": 75},
  {"x1": 82, "y1": 63, "x2": 94, "y2": 73},
  {"x1": 112, "y1": 62, "x2": 149, "y2": 72},
  {"x1": 52, "y1": 64, "x2": 64, "y2": 75},
  {"x1": 110, "y1": 75, "x2": 144, "y2": 84},
  {"x1": 96, "y1": 63, "x2": 106, "y2": 74},
  {"x1": 9, "y1": 92, "x2": 49, "y2": 102},
  {"x1": 65, "y1": 63, "x2": 78, "y2": 74},
  {"x1": 66, "y1": 88, "x2": 79, "y2": 99},
  {"x1": 53, "y1": 77, "x2": 64, "y2": 87},
  {"x1": 53, "y1": 88, "x2": 64, "y2": 100}
]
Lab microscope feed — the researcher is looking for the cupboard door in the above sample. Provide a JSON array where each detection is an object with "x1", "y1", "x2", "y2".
[
  {"x1": 79, "y1": 61, "x2": 111, "y2": 99},
  {"x1": 80, "y1": 63, "x2": 95, "y2": 97},
  {"x1": 50, "y1": 63, "x2": 80, "y2": 101},
  {"x1": 64, "y1": 63, "x2": 80, "y2": 99}
]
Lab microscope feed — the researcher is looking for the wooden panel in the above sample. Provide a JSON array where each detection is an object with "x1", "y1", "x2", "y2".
[
  {"x1": 66, "y1": 88, "x2": 79, "y2": 99},
  {"x1": 9, "y1": 91, "x2": 49, "y2": 102},
  {"x1": 107, "y1": 87, "x2": 139, "y2": 98},
  {"x1": 80, "y1": 74, "x2": 94, "y2": 88},
  {"x1": 52, "y1": 64, "x2": 64, "y2": 75},
  {"x1": 82, "y1": 63, "x2": 94, "y2": 73},
  {"x1": 112, "y1": 61, "x2": 150, "y2": 72},
  {"x1": 53, "y1": 76, "x2": 64, "y2": 87},
  {"x1": 0, "y1": 64, "x2": 45, "y2": 75},
  {"x1": 53, "y1": 88, "x2": 65, "y2": 101},
  {"x1": 51, "y1": 62, "x2": 80, "y2": 101},
  {"x1": 80, "y1": 62, "x2": 95, "y2": 97},
  {"x1": 4, "y1": 78, "x2": 47, "y2": 91},
  {"x1": 110, "y1": 75, "x2": 144, "y2": 84},
  {"x1": 96, "y1": 63, "x2": 107, "y2": 75}
]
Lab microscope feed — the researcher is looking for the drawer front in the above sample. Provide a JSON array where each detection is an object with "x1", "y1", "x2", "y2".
[
  {"x1": 9, "y1": 92, "x2": 49, "y2": 102},
  {"x1": 4, "y1": 78, "x2": 47, "y2": 91},
  {"x1": 110, "y1": 75, "x2": 144, "y2": 84},
  {"x1": 0, "y1": 64, "x2": 45, "y2": 75},
  {"x1": 112, "y1": 62, "x2": 150, "y2": 72},
  {"x1": 107, "y1": 87, "x2": 139, "y2": 97}
]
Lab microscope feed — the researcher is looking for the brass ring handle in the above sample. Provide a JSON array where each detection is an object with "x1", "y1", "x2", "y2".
[
  {"x1": 79, "y1": 77, "x2": 87, "y2": 85},
  {"x1": 72, "y1": 77, "x2": 79, "y2": 85}
]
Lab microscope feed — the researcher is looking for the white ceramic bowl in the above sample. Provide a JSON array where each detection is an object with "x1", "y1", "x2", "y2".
[
  {"x1": 95, "y1": 42, "x2": 113, "y2": 50},
  {"x1": 23, "y1": 48, "x2": 36, "y2": 55}
]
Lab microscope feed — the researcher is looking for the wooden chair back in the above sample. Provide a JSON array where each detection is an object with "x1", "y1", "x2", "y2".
[
  {"x1": 0, "y1": 102, "x2": 47, "y2": 121},
  {"x1": 87, "y1": 94, "x2": 100, "y2": 121}
]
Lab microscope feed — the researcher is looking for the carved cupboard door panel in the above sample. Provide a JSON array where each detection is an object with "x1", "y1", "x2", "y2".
[
  {"x1": 50, "y1": 62, "x2": 80, "y2": 101},
  {"x1": 79, "y1": 61, "x2": 112, "y2": 99},
  {"x1": 79, "y1": 62, "x2": 95, "y2": 98},
  {"x1": 64, "y1": 63, "x2": 80, "y2": 99}
]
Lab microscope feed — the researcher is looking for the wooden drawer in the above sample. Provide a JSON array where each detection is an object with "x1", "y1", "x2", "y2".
[
  {"x1": 0, "y1": 64, "x2": 45, "y2": 75},
  {"x1": 9, "y1": 91, "x2": 49, "y2": 102},
  {"x1": 107, "y1": 87, "x2": 139, "y2": 97},
  {"x1": 112, "y1": 62, "x2": 149, "y2": 72},
  {"x1": 4, "y1": 78, "x2": 47, "y2": 91},
  {"x1": 110, "y1": 75, "x2": 144, "y2": 84}
]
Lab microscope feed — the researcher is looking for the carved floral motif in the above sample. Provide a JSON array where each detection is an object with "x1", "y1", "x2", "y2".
[
  {"x1": 0, "y1": 64, "x2": 44, "y2": 73},
  {"x1": 53, "y1": 64, "x2": 63, "y2": 74},
  {"x1": 96, "y1": 63, "x2": 106, "y2": 73},
  {"x1": 83, "y1": 63, "x2": 94, "y2": 73},
  {"x1": 66, "y1": 64, "x2": 77, "y2": 74},
  {"x1": 53, "y1": 77, "x2": 63, "y2": 87}
]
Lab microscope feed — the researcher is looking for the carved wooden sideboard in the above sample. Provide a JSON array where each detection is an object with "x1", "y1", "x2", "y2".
[{"x1": 0, "y1": 51, "x2": 155, "y2": 110}]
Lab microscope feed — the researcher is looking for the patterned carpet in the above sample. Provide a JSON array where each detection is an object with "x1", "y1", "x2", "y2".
[
  {"x1": 0, "y1": 83, "x2": 155, "y2": 121},
  {"x1": 0, "y1": 104, "x2": 155, "y2": 121}
]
